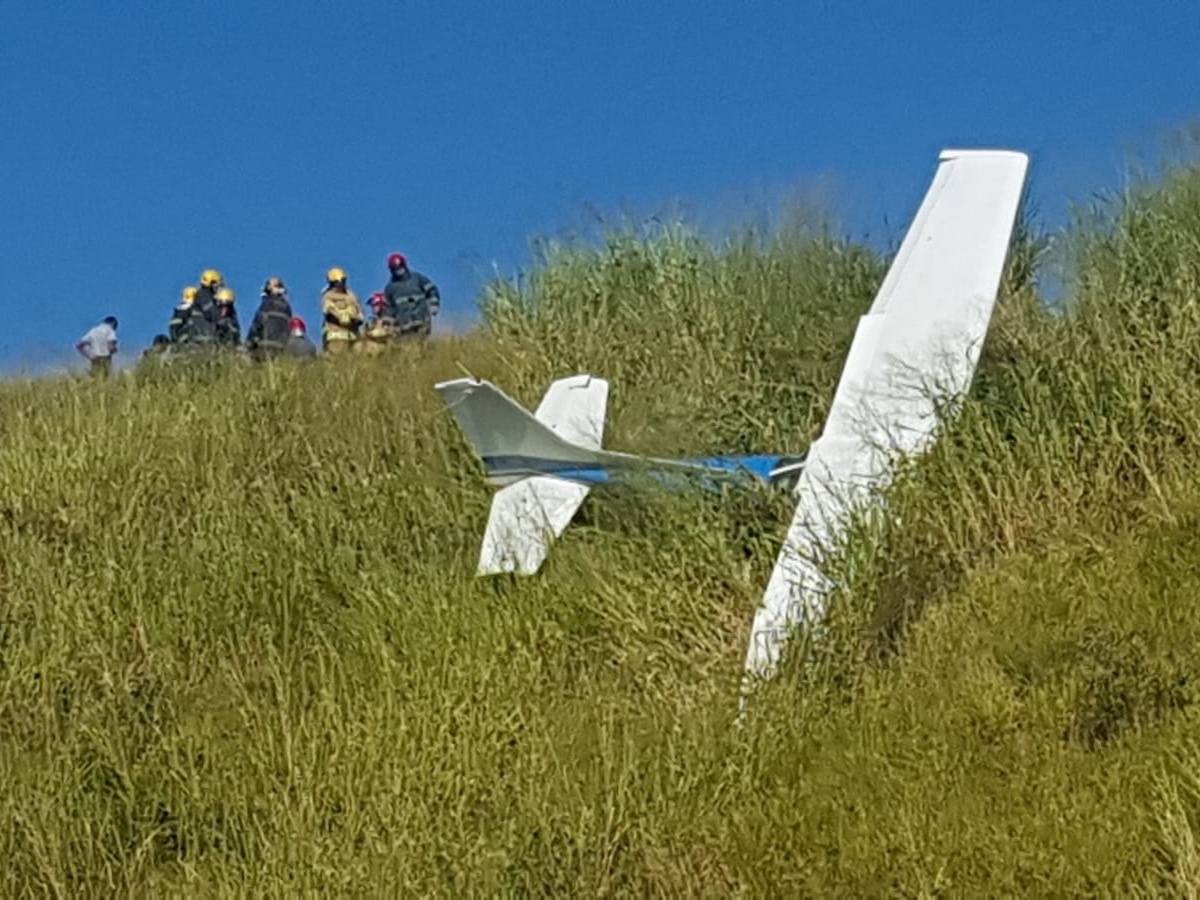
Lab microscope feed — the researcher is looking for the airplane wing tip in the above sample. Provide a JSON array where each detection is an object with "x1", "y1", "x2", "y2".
[
  {"x1": 434, "y1": 376, "x2": 486, "y2": 390},
  {"x1": 554, "y1": 373, "x2": 609, "y2": 391},
  {"x1": 938, "y1": 147, "x2": 1030, "y2": 166}
]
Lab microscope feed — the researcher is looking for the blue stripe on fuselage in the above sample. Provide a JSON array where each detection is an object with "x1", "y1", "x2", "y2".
[{"x1": 480, "y1": 453, "x2": 801, "y2": 488}]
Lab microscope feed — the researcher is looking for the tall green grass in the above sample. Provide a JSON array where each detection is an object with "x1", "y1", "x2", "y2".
[{"x1": 5, "y1": 156, "x2": 1200, "y2": 893}]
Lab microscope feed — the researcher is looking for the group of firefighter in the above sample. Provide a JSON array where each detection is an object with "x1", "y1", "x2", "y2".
[{"x1": 157, "y1": 252, "x2": 440, "y2": 361}]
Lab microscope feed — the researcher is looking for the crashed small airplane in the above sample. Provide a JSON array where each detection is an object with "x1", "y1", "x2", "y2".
[{"x1": 437, "y1": 148, "x2": 1030, "y2": 687}]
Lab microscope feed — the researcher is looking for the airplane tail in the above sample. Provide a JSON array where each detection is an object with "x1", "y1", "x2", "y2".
[
  {"x1": 434, "y1": 376, "x2": 609, "y2": 486},
  {"x1": 435, "y1": 374, "x2": 611, "y2": 575}
]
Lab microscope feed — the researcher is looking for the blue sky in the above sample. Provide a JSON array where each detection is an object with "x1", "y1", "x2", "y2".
[{"x1": 1, "y1": 1, "x2": 1198, "y2": 371}]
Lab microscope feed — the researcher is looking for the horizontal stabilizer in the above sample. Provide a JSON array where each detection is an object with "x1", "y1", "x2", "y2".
[{"x1": 533, "y1": 374, "x2": 609, "y2": 450}]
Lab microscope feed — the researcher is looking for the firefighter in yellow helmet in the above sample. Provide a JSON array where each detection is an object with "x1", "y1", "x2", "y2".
[
  {"x1": 186, "y1": 269, "x2": 224, "y2": 347},
  {"x1": 320, "y1": 266, "x2": 364, "y2": 355},
  {"x1": 214, "y1": 286, "x2": 242, "y2": 348},
  {"x1": 168, "y1": 285, "x2": 197, "y2": 343}
]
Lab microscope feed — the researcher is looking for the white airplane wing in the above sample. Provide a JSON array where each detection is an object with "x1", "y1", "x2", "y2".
[
  {"x1": 438, "y1": 374, "x2": 610, "y2": 575},
  {"x1": 743, "y1": 148, "x2": 1031, "y2": 684}
]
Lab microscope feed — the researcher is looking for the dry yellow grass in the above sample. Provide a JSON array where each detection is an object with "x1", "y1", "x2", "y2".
[{"x1": 3, "y1": 157, "x2": 1200, "y2": 893}]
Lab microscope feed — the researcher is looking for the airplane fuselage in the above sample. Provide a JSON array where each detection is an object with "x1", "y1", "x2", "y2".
[{"x1": 480, "y1": 452, "x2": 807, "y2": 490}]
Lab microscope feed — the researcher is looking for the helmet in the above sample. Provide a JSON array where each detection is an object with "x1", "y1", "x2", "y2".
[
  {"x1": 369, "y1": 291, "x2": 386, "y2": 309},
  {"x1": 326, "y1": 266, "x2": 347, "y2": 284},
  {"x1": 215, "y1": 287, "x2": 236, "y2": 304},
  {"x1": 201, "y1": 269, "x2": 224, "y2": 287},
  {"x1": 387, "y1": 252, "x2": 407, "y2": 271},
  {"x1": 180, "y1": 285, "x2": 198, "y2": 306},
  {"x1": 290, "y1": 316, "x2": 306, "y2": 334}
]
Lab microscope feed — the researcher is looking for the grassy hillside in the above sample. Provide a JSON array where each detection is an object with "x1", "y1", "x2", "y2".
[{"x1": 4, "y1": 160, "x2": 1200, "y2": 894}]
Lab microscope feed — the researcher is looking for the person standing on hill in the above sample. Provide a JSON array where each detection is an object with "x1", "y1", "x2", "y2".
[
  {"x1": 168, "y1": 286, "x2": 196, "y2": 343},
  {"x1": 285, "y1": 317, "x2": 319, "y2": 359},
  {"x1": 320, "y1": 267, "x2": 364, "y2": 355},
  {"x1": 76, "y1": 316, "x2": 119, "y2": 377},
  {"x1": 246, "y1": 277, "x2": 294, "y2": 362},
  {"x1": 183, "y1": 269, "x2": 223, "y2": 349},
  {"x1": 214, "y1": 286, "x2": 241, "y2": 348},
  {"x1": 383, "y1": 252, "x2": 440, "y2": 340}
]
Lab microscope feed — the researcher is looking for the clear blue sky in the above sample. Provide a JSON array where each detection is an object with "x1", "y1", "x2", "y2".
[{"x1": 2, "y1": 1, "x2": 1198, "y2": 371}]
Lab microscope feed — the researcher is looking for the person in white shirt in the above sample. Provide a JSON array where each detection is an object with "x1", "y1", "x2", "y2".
[{"x1": 76, "y1": 316, "x2": 119, "y2": 377}]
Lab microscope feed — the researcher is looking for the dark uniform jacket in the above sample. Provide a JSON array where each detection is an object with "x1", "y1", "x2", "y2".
[
  {"x1": 185, "y1": 286, "x2": 220, "y2": 344},
  {"x1": 168, "y1": 305, "x2": 190, "y2": 343},
  {"x1": 285, "y1": 334, "x2": 319, "y2": 358},
  {"x1": 383, "y1": 270, "x2": 440, "y2": 333},
  {"x1": 247, "y1": 294, "x2": 294, "y2": 354},
  {"x1": 215, "y1": 304, "x2": 241, "y2": 347}
]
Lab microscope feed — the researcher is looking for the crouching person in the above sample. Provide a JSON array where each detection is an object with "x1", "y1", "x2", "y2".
[{"x1": 285, "y1": 317, "x2": 318, "y2": 359}]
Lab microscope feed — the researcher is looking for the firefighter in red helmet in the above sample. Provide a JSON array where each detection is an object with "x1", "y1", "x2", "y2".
[
  {"x1": 362, "y1": 291, "x2": 394, "y2": 356},
  {"x1": 285, "y1": 316, "x2": 318, "y2": 359},
  {"x1": 381, "y1": 252, "x2": 440, "y2": 340}
]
